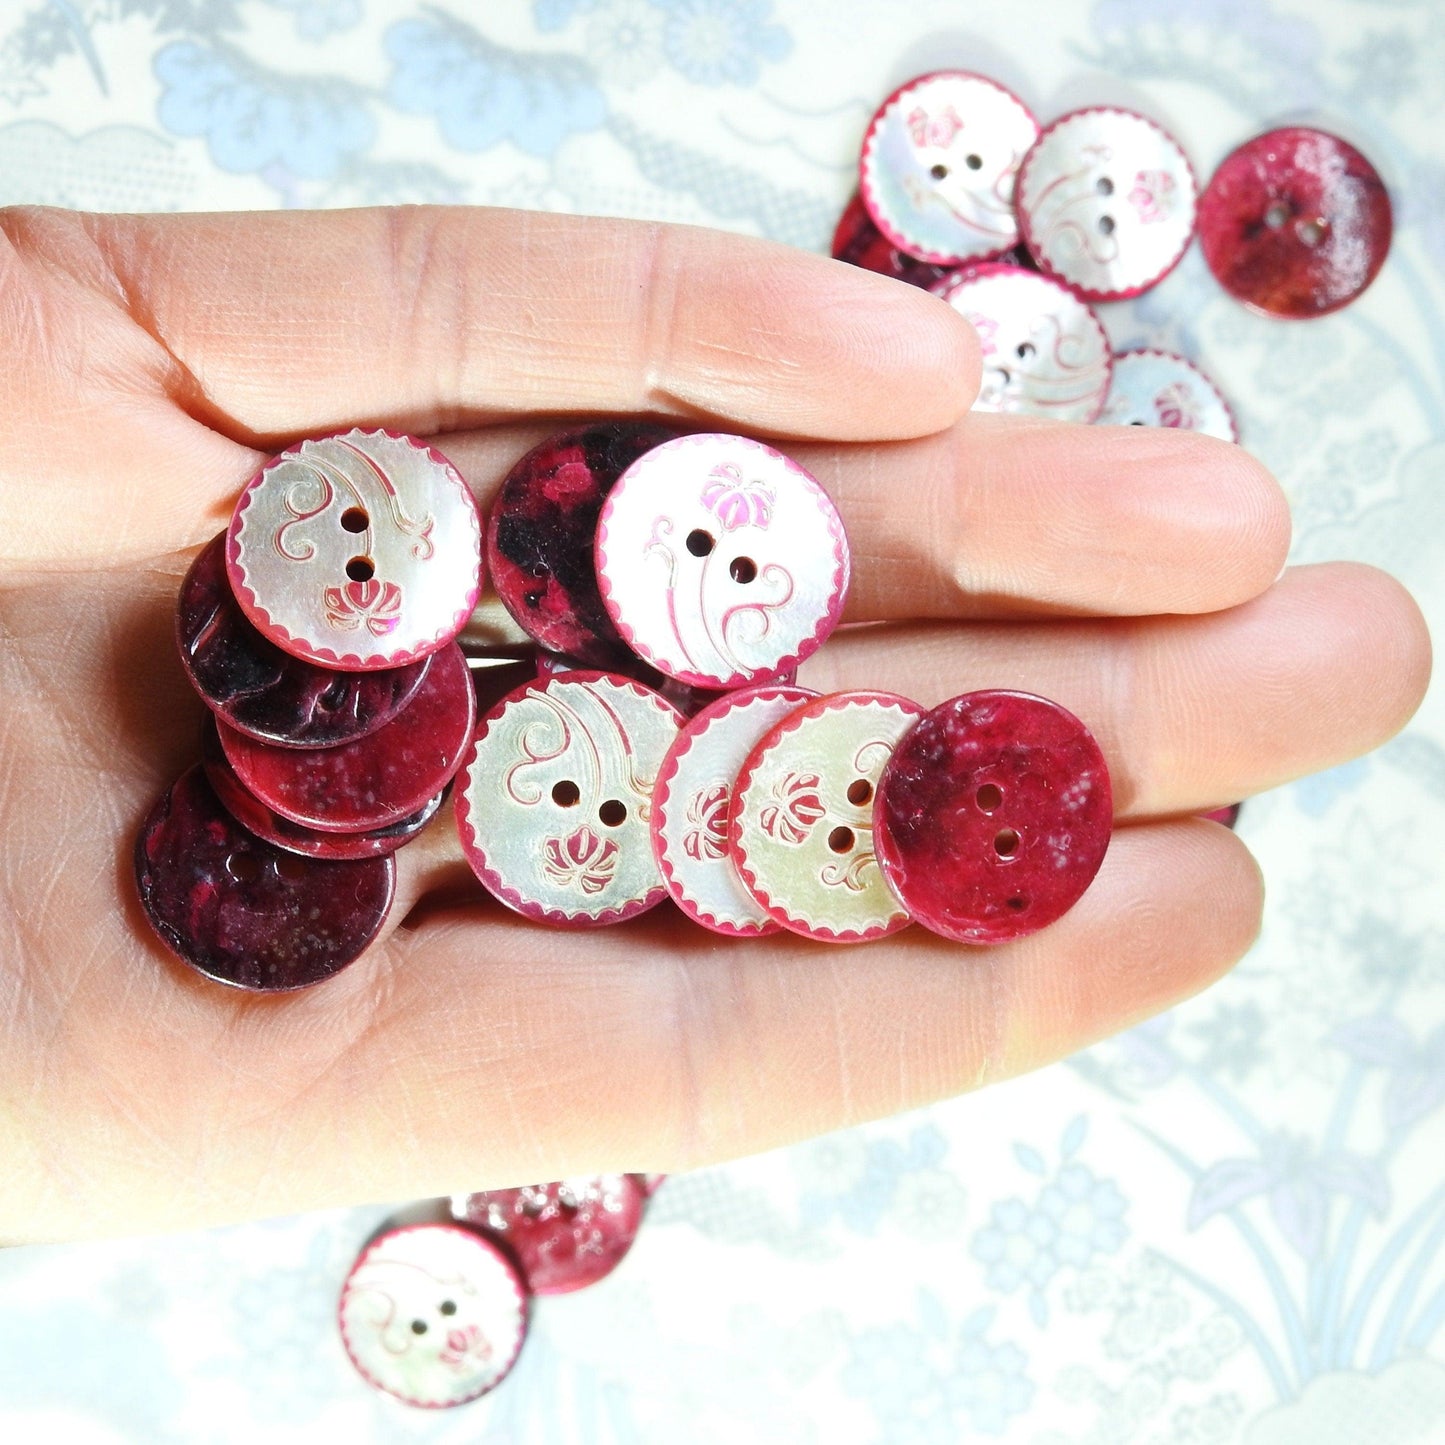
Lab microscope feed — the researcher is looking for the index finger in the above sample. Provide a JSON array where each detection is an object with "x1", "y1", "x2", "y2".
[{"x1": 76, "y1": 205, "x2": 982, "y2": 446}]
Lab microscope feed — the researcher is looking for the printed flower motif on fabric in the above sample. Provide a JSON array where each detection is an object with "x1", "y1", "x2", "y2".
[
  {"x1": 1129, "y1": 167, "x2": 1178, "y2": 223},
  {"x1": 701, "y1": 463, "x2": 774, "y2": 531},
  {"x1": 323, "y1": 578, "x2": 404, "y2": 635},
  {"x1": 683, "y1": 783, "x2": 730, "y2": 860},
  {"x1": 543, "y1": 826, "x2": 620, "y2": 894},
  {"x1": 760, "y1": 771, "x2": 825, "y2": 845}
]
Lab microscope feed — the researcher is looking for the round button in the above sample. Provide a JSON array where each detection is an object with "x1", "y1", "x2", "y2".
[
  {"x1": 1017, "y1": 106, "x2": 1198, "y2": 300},
  {"x1": 651, "y1": 683, "x2": 817, "y2": 937},
  {"x1": 455, "y1": 671, "x2": 681, "y2": 927},
  {"x1": 730, "y1": 690, "x2": 922, "y2": 943},
  {"x1": 201, "y1": 717, "x2": 444, "y2": 860},
  {"x1": 487, "y1": 423, "x2": 680, "y2": 668},
  {"x1": 859, "y1": 70, "x2": 1039, "y2": 265},
  {"x1": 1098, "y1": 349, "x2": 1238, "y2": 441},
  {"x1": 178, "y1": 532, "x2": 431, "y2": 748},
  {"x1": 831, "y1": 192, "x2": 957, "y2": 289},
  {"x1": 1198, "y1": 126, "x2": 1392, "y2": 318},
  {"x1": 227, "y1": 429, "x2": 482, "y2": 671},
  {"x1": 939, "y1": 264, "x2": 1112, "y2": 421},
  {"x1": 218, "y1": 641, "x2": 475, "y2": 833},
  {"x1": 338, "y1": 1222, "x2": 528, "y2": 1408},
  {"x1": 874, "y1": 690, "x2": 1112, "y2": 944},
  {"x1": 1201, "y1": 804, "x2": 1241, "y2": 829},
  {"x1": 596, "y1": 434, "x2": 849, "y2": 689},
  {"x1": 134, "y1": 766, "x2": 395, "y2": 990},
  {"x1": 451, "y1": 1176, "x2": 647, "y2": 1296}
]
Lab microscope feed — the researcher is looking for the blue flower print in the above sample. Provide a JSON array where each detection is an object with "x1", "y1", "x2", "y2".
[
  {"x1": 947, "y1": 1323, "x2": 1035, "y2": 1436},
  {"x1": 650, "y1": 0, "x2": 791, "y2": 87},
  {"x1": 265, "y1": 0, "x2": 363, "y2": 42},
  {"x1": 155, "y1": 41, "x2": 374, "y2": 181},
  {"x1": 972, "y1": 1197, "x2": 1061, "y2": 1295},
  {"x1": 386, "y1": 13, "x2": 605, "y2": 157},
  {"x1": 534, "y1": 0, "x2": 601, "y2": 31},
  {"x1": 1036, "y1": 1162, "x2": 1129, "y2": 1267}
]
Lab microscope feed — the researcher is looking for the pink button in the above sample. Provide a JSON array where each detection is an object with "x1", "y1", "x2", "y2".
[
  {"x1": 939, "y1": 264, "x2": 1112, "y2": 422},
  {"x1": 451, "y1": 1175, "x2": 647, "y2": 1296},
  {"x1": 1017, "y1": 106, "x2": 1198, "y2": 300},
  {"x1": 1201, "y1": 804, "x2": 1241, "y2": 829},
  {"x1": 134, "y1": 766, "x2": 395, "y2": 990},
  {"x1": 338, "y1": 1222, "x2": 528, "y2": 1408},
  {"x1": 859, "y1": 70, "x2": 1039, "y2": 265},
  {"x1": 218, "y1": 641, "x2": 475, "y2": 833},
  {"x1": 729, "y1": 691, "x2": 922, "y2": 943},
  {"x1": 651, "y1": 683, "x2": 818, "y2": 936},
  {"x1": 874, "y1": 690, "x2": 1112, "y2": 944},
  {"x1": 455, "y1": 671, "x2": 682, "y2": 927},
  {"x1": 1098, "y1": 349, "x2": 1238, "y2": 442},
  {"x1": 1198, "y1": 127, "x2": 1392, "y2": 318},
  {"x1": 227, "y1": 429, "x2": 482, "y2": 671},
  {"x1": 596, "y1": 434, "x2": 849, "y2": 689}
]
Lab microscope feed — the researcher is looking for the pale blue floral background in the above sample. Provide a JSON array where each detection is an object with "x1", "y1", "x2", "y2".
[{"x1": 0, "y1": 1, "x2": 1442, "y2": 1441}]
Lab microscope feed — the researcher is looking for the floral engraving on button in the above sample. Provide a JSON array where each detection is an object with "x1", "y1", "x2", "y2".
[
  {"x1": 1155, "y1": 382, "x2": 1198, "y2": 429},
  {"x1": 437, "y1": 1324, "x2": 493, "y2": 1373},
  {"x1": 543, "y1": 826, "x2": 620, "y2": 895},
  {"x1": 907, "y1": 103, "x2": 964, "y2": 149},
  {"x1": 1129, "y1": 168, "x2": 1179, "y2": 224},
  {"x1": 682, "y1": 784, "x2": 730, "y2": 861},
  {"x1": 759, "y1": 771, "x2": 826, "y2": 845},
  {"x1": 701, "y1": 462, "x2": 774, "y2": 531},
  {"x1": 323, "y1": 577, "x2": 404, "y2": 635}
]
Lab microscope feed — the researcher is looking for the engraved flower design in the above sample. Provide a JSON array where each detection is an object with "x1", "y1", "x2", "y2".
[
  {"x1": 543, "y1": 825, "x2": 620, "y2": 894},
  {"x1": 1154, "y1": 381, "x2": 1199, "y2": 429},
  {"x1": 438, "y1": 1323, "x2": 492, "y2": 1372},
  {"x1": 701, "y1": 462, "x2": 774, "y2": 531},
  {"x1": 1128, "y1": 167, "x2": 1178, "y2": 224},
  {"x1": 759, "y1": 771, "x2": 825, "y2": 845},
  {"x1": 322, "y1": 578, "x2": 403, "y2": 636},
  {"x1": 966, "y1": 312, "x2": 998, "y2": 356},
  {"x1": 906, "y1": 103, "x2": 964, "y2": 149},
  {"x1": 683, "y1": 783, "x2": 730, "y2": 861}
]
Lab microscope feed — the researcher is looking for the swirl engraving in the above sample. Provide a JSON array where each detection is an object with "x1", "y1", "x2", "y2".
[{"x1": 274, "y1": 465, "x2": 334, "y2": 561}]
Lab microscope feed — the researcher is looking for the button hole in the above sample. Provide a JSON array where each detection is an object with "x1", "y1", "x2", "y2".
[
  {"x1": 345, "y1": 556, "x2": 374, "y2": 583},
  {"x1": 965, "y1": 153, "x2": 983, "y2": 171},
  {"x1": 846, "y1": 779, "x2": 872, "y2": 807},
  {"x1": 1006, "y1": 895, "x2": 1028, "y2": 911},
  {"x1": 930, "y1": 162, "x2": 949, "y2": 180},
  {"x1": 225, "y1": 852, "x2": 261, "y2": 884},
  {"x1": 1264, "y1": 200, "x2": 1291, "y2": 229},
  {"x1": 994, "y1": 828, "x2": 1020, "y2": 858},
  {"x1": 729, "y1": 556, "x2": 757, "y2": 585},
  {"x1": 339, "y1": 507, "x2": 369, "y2": 533},
  {"x1": 598, "y1": 799, "x2": 627, "y2": 827},
  {"x1": 1097, "y1": 214, "x2": 1115, "y2": 236},
  {"x1": 1297, "y1": 217, "x2": 1327, "y2": 247},
  {"x1": 975, "y1": 784, "x2": 1002, "y2": 811},
  {"x1": 686, "y1": 529, "x2": 714, "y2": 557},
  {"x1": 274, "y1": 854, "x2": 308, "y2": 883},
  {"x1": 1096, "y1": 176, "x2": 1114, "y2": 196},
  {"x1": 827, "y1": 826, "x2": 856, "y2": 854},
  {"x1": 552, "y1": 780, "x2": 580, "y2": 807}
]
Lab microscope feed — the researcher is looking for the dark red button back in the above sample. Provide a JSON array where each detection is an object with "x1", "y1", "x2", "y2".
[
  {"x1": 874, "y1": 690, "x2": 1112, "y2": 944},
  {"x1": 1198, "y1": 126, "x2": 1392, "y2": 318}
]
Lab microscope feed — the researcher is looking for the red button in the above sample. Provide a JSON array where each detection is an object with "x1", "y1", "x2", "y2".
[
  {"x1": 217, "y1": 641, "x2": 475, "y2": 833},
  {"x1": 134, "y1": 766, "x2": 395, "y2": 990},
  {"x1": 451, "y1": 1175, "x2": 647, "y2": 1296},
  {"x1": 874, "y1": 690, "x2": 1112, "y2": 944},
  {"x1": 1198, "y1": 127, "x2": 1392, "y2": 317},
  {"x1": 487, "y1": 423, "x2": 681, "y2": 668},
  {"x1": 1017, "y1": 106, "x2": 1197, "y2": 300},
  {"x1": 1098, "y1": 349, "x2": 1238, "y2": 442},
  {"x1": 338, "y1": 1222, "x2": 528, "y2": 1408},
  {"x1": 858, "y1": 70, "x2": 1039, "y2": 265},
  {"x1": 939, "y1": 264, "x2": 1112, "y2": 422}
]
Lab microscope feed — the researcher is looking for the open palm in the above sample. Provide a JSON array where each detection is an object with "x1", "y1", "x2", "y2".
[{"x1": 0, "y1": 205, "x2": 1428, "y2": 1243}]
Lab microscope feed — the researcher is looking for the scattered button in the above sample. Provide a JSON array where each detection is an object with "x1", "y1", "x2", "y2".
[
  {"x1": 456, "y1": 671, "x2": 681, "y2": 927},
  {"x1": 338, "y1": 1222, "x2": 528, "y2": 1407},
  {"x1": 596, "y1": 434, "x2": 849, "y2": 689},
  {"x1": 730, "y1": 690, "x2": 922, "y2": 943},
  {"x1": 134, "y1": 766, "x2": 395, "y2": 990},
  {"x1": 1017, "y1": 106, "x2": 1198, "y2": 300},
  {"x1": 1198, "y1": 126, "x2": 1392, "y2": 318},
  {"x1": 939, "y1": 264, "x2": 1112, "y2": 421},
  {"x1": 874, "y1": 690, "x2": 1112, "y2": 944},
  {"x1": 652, "y1": 683, "x2": 817, "y2": 936},
  {"x1": 218, "y1": 641, "x2": 475, "y2": 833},
  {"x1": 1201, "y1": 804, "x2": 1241, "y2": 829},
  {"x1": 227, "y1": 429, "x2": 482, "y2": 671},
  {"x1": 1098, "y1": 349, "x2": 1239, "y2": 441},
  {"x1": 831, "y1": 192, "x2": 958, "y2": 288},
  {"x1": 451, "y1": 1176, "x2": 647, "y2": 1296},
  {"x1": 487, "y1": 423, "x2": 681, "y2": 669},
  {"x1": 859, "y1": 70, "x2": 1039, "y2": 265}
]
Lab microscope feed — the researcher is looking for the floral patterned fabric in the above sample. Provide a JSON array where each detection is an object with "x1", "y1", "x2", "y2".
[{"x1": 1, "y1": 1, "x2": 1443, "y2": 1441}]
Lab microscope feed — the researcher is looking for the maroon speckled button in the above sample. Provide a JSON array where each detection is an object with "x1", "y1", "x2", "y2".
[
  {"x1": 218, "y1": 641, "x2": 475, "y2": 833},
  {"x1": 831, "y1": 192, "x2": 957, "y2": 289},
  {"x1": 339, "y1": 1222, "x2": 528, "y2": 1408},
  {"x1": 451, "y1": 1175, "x2": 647, "y2": 1296},
  {"x1": 874, "y1": 690, "x2": 1111, "y2": 944},
  {"x1": 1198, "y1": 127, "x2": 1392, "y2": 317},
  {"x1": 178, "y1": 532, "x2": 430, "y2": 748},
  {"x1": 487, "y1": 423, "x2": 681, "y2": 668},
  {"x1": 134, "y1": 766, "x2": 395, "y2": 990}
]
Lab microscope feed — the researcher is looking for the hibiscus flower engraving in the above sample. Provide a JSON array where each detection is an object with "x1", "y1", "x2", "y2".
[
  {"x1": 906, "y1": 103, "x2": 964, "y2": 149},
  {"x1": 543, "y1": 826, "x2": 620, "y2": 895},
  {"x1": 701, "y1": 462, "x2": 774, "y2": 531},
  {"x1": 759, "y1": 772, "x2": 826, "y2": 846},
  {"x1": 438, "y1": 1324, "x2": 492, "y2": 1372},
  {"x1": 322, "y1": 578, "x2": 403, "y2": 636},
  {"x1": 683, "y1": 784, "x2": 730, "y2": 861},
  {"x1": 1128, "y1": 168, "x2": 1177, "y2": 224},
  {"x1": 1154, "y1": 381, "x2": 1198, "y2": 430}
]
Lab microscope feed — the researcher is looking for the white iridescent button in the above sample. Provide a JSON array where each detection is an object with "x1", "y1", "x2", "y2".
[
  {"x1": 651, "y1": 683, "x2": 817, "y2": 937},
  {"x1": 338, "y1": 1223, "x2": 528, "y2": 1408},
  {"x1": 1016, "y1": 106, "x2": 1198, "y2": 301},
  {"x1": 1098, "y1": 349, "x2": 1238, "y2": 441},
  {"x1": 729, "y1": 691, "x2": 922, "y2": 944},
  {"x1": 227, "y1": 429, "x2": 482, "y2": 671},
  {"x1": 859, "y1": 70, "x2": 1039, "y2": 265},
  {"x1": 595, "y1": 434, "x2": 849, "y2": 689},
  {"x1": 939, "y1": 264, "x2": 1112, "y2": 422},
  {"x1": 455, "y1": 671, "x2": 682, "y2": 928}
]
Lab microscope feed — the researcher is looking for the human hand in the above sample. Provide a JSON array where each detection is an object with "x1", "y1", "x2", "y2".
[{"x1": 0, "y1": 205, "x2": 1428, "y2": 1241}]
